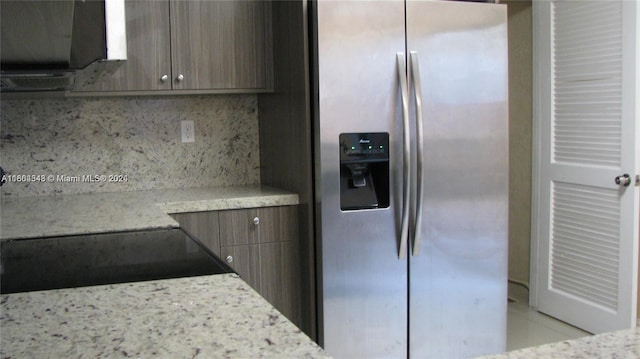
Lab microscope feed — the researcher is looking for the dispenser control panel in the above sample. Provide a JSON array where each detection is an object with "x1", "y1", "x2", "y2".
[{"x1": 340, "y1": 133, "x2": 389, "y2": 161}]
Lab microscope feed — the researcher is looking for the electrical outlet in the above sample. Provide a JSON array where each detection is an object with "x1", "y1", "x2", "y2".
[{"x1": 181, "y1": 120, "x2": 195, "y2": 143}]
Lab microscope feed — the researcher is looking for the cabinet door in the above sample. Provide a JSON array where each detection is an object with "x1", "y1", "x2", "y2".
[
  {"x1": 221, "y1": 244, "x2": 261, "y2": 292},
  {"x1": 77, "y1": 0, "x2": 172, "y2": 91},
  {"x1": 169, "y1": 0, "x2": 272, "y2": 90},
  {"x1": 171, "y1": 211, "x2": 221, "y2": 255},
  {"x1": 259, "y1": 240, "x2": 300, "y2": 326}
]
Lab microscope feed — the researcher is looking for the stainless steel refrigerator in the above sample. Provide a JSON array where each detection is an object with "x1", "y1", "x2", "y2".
[{"x1": 311, "y1": 1, "x2": 509, "y2": 357}]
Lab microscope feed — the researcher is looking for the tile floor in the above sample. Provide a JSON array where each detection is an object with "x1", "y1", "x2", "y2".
[{"x1": 506, "y1": 282, "x2": 591, "y2": 351}]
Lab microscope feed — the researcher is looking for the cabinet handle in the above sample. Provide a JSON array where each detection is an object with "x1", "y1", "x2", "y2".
[
  {"x1": 253, "y1": 217, "x2": 260, "y2": 225},
  {"x1": 225, "y1": 255, "x2": 233, "y2": 264},
  {"x1": 160, "y1": 74, "x2": 169, "y2": 83},
  {"x1": 176, "y1": 74, "x2": 185, "y2": 82}
]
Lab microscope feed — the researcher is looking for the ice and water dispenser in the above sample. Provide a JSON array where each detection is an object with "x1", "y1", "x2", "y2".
[{"x1": 339, "y1": 133, "x2": 390, "y2": 210}]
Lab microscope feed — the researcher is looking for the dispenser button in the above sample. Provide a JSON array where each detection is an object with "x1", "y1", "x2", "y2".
[{"x1": 352, "y1": 175, "x2": 367, "y2": 188}]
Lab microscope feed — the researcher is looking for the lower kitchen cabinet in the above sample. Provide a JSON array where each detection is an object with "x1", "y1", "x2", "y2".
[
  {"x1": 171, "y1": 206, "x2": 301, "y2": 327},
  {"x1": 257, "y1": 240, "x2": 300, "y2": 325},
  {"x1": 222, "y1": 243, "x2": 261, "y2": 290},
  {"x1": 171, "y1": 211, "x2": 221, "y2": 256}
]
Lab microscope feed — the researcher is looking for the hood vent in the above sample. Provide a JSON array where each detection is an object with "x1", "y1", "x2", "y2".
[{"x1": 0, "y1": 0, "x2": 127, "y2": 92}]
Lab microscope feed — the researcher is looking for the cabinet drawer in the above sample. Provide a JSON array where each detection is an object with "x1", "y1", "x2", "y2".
[
  {"x1": 219, "y1": 208, "x2": 259, "y2": 247},
  {"x1": 219, "y1": 206, "x2": 298, "y2": 246}
]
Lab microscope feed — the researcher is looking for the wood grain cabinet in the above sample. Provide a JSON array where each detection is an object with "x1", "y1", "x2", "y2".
[
  {"x1": 76, "y1": 0, "x2": 273, "y2": 93},
  {"x1": 171, "y1": 206, "x2": 301, "y2": 327},
  {"x1": 171, "y1": 211, "x2": 221, "y2": 256}
]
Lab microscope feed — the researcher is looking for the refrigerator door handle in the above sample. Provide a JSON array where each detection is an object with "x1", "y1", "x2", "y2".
[
  {"x1": 409, "y1": 51, "x2": 425, "y2": 256},
  {"x1": 396, "y1": 52, "x2": 410, "y2": 260}
]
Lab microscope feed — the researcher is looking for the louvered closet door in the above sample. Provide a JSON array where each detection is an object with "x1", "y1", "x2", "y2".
[{"x1": 532, "y1": 0, "x2": 639, "y2": 333}]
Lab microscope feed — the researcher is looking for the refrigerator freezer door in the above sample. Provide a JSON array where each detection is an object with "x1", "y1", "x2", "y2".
[
  {"x1": 314, "y1": 0, "x2": 408, "y2": 357},
  {"x1": 406, "y1": 2, "x2": 509, "y2": 358}
]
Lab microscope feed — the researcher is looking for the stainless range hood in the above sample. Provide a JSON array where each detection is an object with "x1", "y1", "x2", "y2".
[{"x1": 0, "y1": 0, "x2": 127, "y2": 92}]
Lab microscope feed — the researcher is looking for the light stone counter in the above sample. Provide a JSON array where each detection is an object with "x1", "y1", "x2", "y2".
[
  {"x1": 1, "y1": 274, "x2": 329, "y2": 358},
  {"x1": 0, "y1": 186, "x2": 299, "y2": 240},
  {"x1": 478, "y1": 328, "x2": 640, "y2": 359},
  {"x1": 152, "y1": 186, "x2": 299, "y2": 213}
]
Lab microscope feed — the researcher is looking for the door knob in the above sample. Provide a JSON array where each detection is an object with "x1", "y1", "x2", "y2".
[
  {"x1": 176, "y1": 74, "x2": 185, "y2": 82},
  {"x1": 615, "y1": 174, "x2": 631, "y2": 187},
  {"x1": 225, "y1": 255, "x2": 233, "y2": 263},
  {"x1": 253, "y1": 217, "x2": 260, "y2": 225},
  {"x1": 160, "y1": 74, "x2": 169, "y2": 83}
]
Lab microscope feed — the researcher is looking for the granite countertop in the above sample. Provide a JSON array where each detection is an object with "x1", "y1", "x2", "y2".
[
  {"x1": 479, "y1": 328, "x2": 640, "y2": 358},
  {"x1": 1, "y1": 273, "x2": 329, "y2": 358},
  {"x1": 0, "y1": 185, "x2": 299, "y2": 240}
]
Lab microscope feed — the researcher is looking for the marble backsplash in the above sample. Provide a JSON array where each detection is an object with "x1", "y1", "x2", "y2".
[{"x1": 0, "y1": 95, "x2": 260, "y2": 197}]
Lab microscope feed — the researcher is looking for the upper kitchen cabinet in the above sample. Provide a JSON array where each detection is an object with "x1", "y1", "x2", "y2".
[
  {"x1": 76, "y1": 0, "x2": 170, "y2": 92},
  {"x1": 75, "y1": 0, "x2": 273, "y2": 94},
  {"x1": 170, "y1": 1, "x2": 272, "y2": 91}
]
